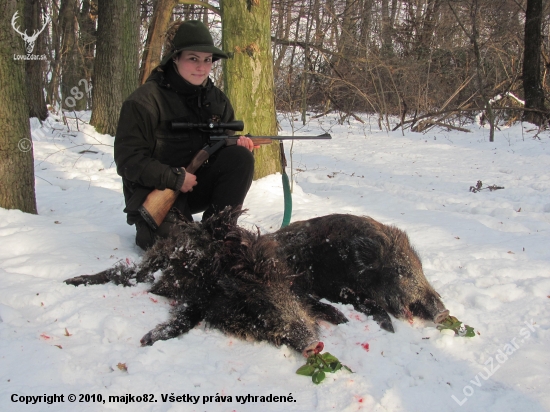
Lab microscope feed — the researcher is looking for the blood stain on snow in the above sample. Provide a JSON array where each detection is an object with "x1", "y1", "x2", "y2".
[
  {"x1": 361, "y1": 342, "x2": 369, "y2": 352},
  {"x1": 40, "y1": 334, "x2": 51, "y2": 340},
  {"x1": 149, "y1": 297, "x2": 158, "y2": 303}
]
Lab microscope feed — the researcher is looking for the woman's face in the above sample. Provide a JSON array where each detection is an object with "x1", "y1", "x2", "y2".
[{"x1": 174, "y1": 50, "x2": 213, "y2": 86}]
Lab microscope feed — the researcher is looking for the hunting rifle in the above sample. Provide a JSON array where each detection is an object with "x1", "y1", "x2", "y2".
[{"x1": 138, "y1": 120, "x2": 331, "y2": 230}]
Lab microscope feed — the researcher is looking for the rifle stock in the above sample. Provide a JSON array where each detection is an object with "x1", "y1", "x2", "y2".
[
  {"x1": 138, "y1": 121, "x2": 331, "y2": 230},
  {"x1": 139, "y1": 187, "x2": 179, "y2": 230},
  {"x1": 138, "y1": 143, "x2": 220, "y2": 230}
]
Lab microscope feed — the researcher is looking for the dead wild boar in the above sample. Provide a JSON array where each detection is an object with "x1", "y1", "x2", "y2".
[
  {"x1": 64, "y1": 209, "x2": 345, "y2": 356},
  {"x1": 266, "y1": 214, "x2": 449, "y2": 332}
]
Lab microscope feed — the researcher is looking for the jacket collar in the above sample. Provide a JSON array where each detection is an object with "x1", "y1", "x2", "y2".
[{"x1": 149, "y1": 64, "x2": 213, "y2": 96}]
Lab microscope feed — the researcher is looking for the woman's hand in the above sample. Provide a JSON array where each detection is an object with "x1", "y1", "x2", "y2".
[
  {"x1": 236, "y1": 136, "x2": 259, "y2": 152},
  {"x1": 180, "y1": 171, "x2": 197, "y2": 193}
]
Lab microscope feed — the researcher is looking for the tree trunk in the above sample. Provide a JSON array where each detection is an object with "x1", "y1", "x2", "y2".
[
  {"x1": 523, "y1": 0, "x2": 545, "y2": 125},
  {"x1": 0, "y1": 0, "x2": 37, "y2": 213},
  {"x1": 121, "y1": 0, "x2": 140, "y2": 99},
  {"x1": 414, "y1": 0, "x2": 442, "y2": 59},
  {"x1": 90, "y1": 0, "x2": 139, "y2": 135},
  {"x1": 447, "y1": 0, "x2": 495, "y2": 141},
  {"x1": 380, "y1": 0, "x2": 394, "y2": 56},
  {"x1": 272, "y1": 0, "x2": 292, "y2": 78},
  {"x1": 139, "y1": 0, "x2": 176, "y2": 84},
  {"x1": 60, "y1": 0, "x2": 86, "y2": 111},
  {"x1": 221, "y1": 0, "x2": 280, "y2": 179},
  {"x1": 24, "y1": 0, "x2": 48, "y2": 119},
  {"x1": 77, "y1": 0, "x2": 97, "y2": 110},
  {"x1": 46, "y1": 0, "x2": 61, "y2": 108}
]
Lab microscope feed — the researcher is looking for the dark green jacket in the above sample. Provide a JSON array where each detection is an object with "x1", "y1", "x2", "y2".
[{"x1": 114, "y1": 64, "x2": 235, "y2": 224}]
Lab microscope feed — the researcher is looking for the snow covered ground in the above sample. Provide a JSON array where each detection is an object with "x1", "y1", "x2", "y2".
[{"x1": 1, "y1": 112, "x2": 549, "y2": 412}]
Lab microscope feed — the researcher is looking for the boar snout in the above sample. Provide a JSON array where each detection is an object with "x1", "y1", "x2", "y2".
[
  {"x1": 434, "y1": 309, "x2": 450, "y2": 324},
  {"x1": 302, "y1": 341, "x2": 324, "y2": 357}
]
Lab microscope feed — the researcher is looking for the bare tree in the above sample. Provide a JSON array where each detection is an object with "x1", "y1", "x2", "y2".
[
  {"x1": 140, "y1": 0, "x2": 177, "y2": 84},
  {"x1": 523, "y1": 0, "x2": 546, "y2": 125},
  {"x1": 0, "y1": 0, "x2": 37, "y2": 213},
  {"x1": 90, "y1": 0, "x2": 139, "y2": 135},
  {"x1": 222, "y1": 0, "x2": 280, "y2": 179},
  {"x1": 23, "y1": 0, "x2": 48, "y2": 119}
]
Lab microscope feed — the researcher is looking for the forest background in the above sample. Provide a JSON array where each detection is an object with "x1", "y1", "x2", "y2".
[{"x1": 1, "y1": 0, "x2": 549, "y2": 214}]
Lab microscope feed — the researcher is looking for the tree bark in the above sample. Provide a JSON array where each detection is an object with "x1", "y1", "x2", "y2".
[
  {"x1": 76, "y1": 0, "x2": 97, "y2": 110},
  {"x1": 121, "y1": 0, "x2": 140, "y2": 99},
  {"x1": 221, "y1": 0, "x2": 280, "y2": 179},
  {"x1": 0, "y1": 0, "x2": 37, "y2": 213},
  {"x1": 523, "y1": 0, "x2": 545, "y2": 125},
  {"x1": 46, "y1": 0, "x2": 61, "y2": 108},
  {"x1": 140, "y1": 0, "x2": 177, "y2": 84},
  {"x1": 380, "y1": 0, "x2": 394, "y2": 56},
  {"x1": 90, "y1": 0, "x2": 139, "y2": 135},
  {"x1": 60, "y1": 0, "x2": 87, "y2": 111},
  {"x1": 24, "y1": 0, "x2": 48, "y2": 119}
]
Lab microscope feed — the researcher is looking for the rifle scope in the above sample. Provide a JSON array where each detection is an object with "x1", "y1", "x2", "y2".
[{"x1": 171, "y1": 120, "x2": 244, "y2": 132}]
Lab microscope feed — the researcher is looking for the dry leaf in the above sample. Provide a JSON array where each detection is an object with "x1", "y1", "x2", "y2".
[{"x1": 117, "y1": 363, "x2": 128, "y2": 372}]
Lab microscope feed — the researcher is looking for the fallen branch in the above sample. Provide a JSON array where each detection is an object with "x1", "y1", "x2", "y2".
[
  {"x1": 413, "y1": 121, "x2": 472, "y2": 133},
  {"x1": 393, "y1": 106, "x2": 550, "y2": 131},
  {"x1": 469, "y1": 180, "x2": 505, "y2": 193}
]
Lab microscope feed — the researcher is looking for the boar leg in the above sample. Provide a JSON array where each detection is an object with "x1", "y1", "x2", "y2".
[
  {"x1": 354, "y1": 299, "x2": 394, "y2": 333},
  {"x1": 140, "y1": 303, "x2": 203, "y2": 346},
  {"x1": 339, "y1": 287, "x2": 394, "y2": 332},
  {"x1": 301, "y1": 294, "x2": 348, "y2": 325},
  {"x1": 64, "y1": 264, "x2": 149, "y2": 286},
  {"x1": 64, "y1": 270, "x2": 113, "y2": 286}
]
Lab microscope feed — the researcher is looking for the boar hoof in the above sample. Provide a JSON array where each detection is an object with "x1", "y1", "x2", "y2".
[
  {"x1": 355, "y1": 300, "x2": 395, "y2": 333},
  {"x1": 140, "y1": 331, "x2": 156, "y2": 346},
  {"x1": 375, "y1": 315, "x2": 395, "y2": 333},
  {"x1": 64, "y1": 276, "x2": 87, "y2": 286}
]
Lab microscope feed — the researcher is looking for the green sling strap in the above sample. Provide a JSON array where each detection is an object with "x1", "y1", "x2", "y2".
[{"x1": 280, "y1": 141, "x2": 292, "y2": 228}]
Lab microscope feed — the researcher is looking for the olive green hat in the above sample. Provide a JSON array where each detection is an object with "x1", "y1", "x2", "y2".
[{"x1": 160, "y1": 20, "x2": 228, "y2": 66}]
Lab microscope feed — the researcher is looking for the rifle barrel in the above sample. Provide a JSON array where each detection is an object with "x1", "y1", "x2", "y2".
[
  {"x1": 171, "y1": 120, "x2": 244, "y2": 131},
  {"x1": 210, "y1": 133, "x2": 332, "y2": 141}
]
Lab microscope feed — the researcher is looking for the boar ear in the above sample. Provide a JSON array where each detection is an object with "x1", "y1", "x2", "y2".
[{"x1": 352, "y1": 237, "x2": 383, "y2": 270}]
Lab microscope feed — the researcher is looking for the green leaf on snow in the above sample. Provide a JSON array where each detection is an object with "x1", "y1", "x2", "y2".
[
  {"x1": 296, "y1": 364, "x2": 316, "y2": 376},
  {"x1": 312, "y1": 370, "x2": 326, "y2": 384}
]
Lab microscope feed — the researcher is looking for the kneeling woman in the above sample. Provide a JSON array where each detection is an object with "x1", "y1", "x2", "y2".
[{"x1": 114, "y1": 20, "x2": 255, "y2": 250}]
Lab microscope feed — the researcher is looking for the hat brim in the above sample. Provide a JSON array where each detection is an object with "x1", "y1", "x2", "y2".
[{"x1": 160, "y1": 45, "x2": 228, "y2": 67}]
